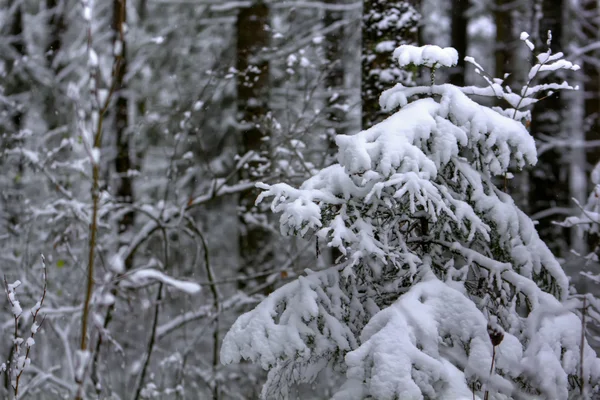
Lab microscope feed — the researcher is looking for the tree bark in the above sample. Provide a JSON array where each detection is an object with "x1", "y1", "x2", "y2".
[
  {"x1": 236, "y1": 2, "x2": 271, "y2": 271},
  {"x1": 449, "y1": 0, "x2": 468, "y2": 85},
  {"x1": 528, "y1": 0, "x2": 568, "y2": 254},
  {"x1": 46, "y1": 0, "x2": 65, "y2": 68},
  {"x1": 562, "y1": 0, "x2": 587, "y2": 256},
  {"x1": 362, "y1": 0, "x2": 420, "y2": 128},
  {"x1": 582, "y1": 0, "x2": 600, "y2": 256},
  {"x1": 112, "y1": 0, "x2": 134, "y2": 259}
]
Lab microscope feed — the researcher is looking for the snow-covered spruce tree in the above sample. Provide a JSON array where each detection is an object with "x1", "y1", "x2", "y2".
[{"x1": 221, "y1": 43, "x2": 600, "y2": 399}]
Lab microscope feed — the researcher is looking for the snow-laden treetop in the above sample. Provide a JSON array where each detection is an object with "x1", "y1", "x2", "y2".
[
  {"x1": 393, "y1": 44, "x2": 458, "y2": 68},
  {"x1": 222, "y1": 40, "x2": 600, "y2": 400}
]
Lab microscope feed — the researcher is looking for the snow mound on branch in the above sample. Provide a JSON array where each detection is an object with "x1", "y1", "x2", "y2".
[
  {"x1": 377, "y1": 84, "x2": 537, "y2": 174},
  {"x1": 221, "y1": 267, "x2": 364, "y2": 369},
  {"x1": 122, "y1": 269, "x2": 201, "y2": 294},
  {"x1": 393, "y1": 44, "x2": 458, "y2": 68},
  {"x1": 521, "y1": 293, "x2": 600, "y2": 399},
  {"x1": 333, "y1": 276, "x2": 515, "y2": 400}
]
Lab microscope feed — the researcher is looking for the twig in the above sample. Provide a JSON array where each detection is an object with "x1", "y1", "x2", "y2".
[
  {"x1": 132, "y1": 225, "x2": 169, "y2": 400},
  {"x1": 132, "y1": 283, "x2": 162, "y2": 400},
  {"x1": 2, "y1": 256, "x2": 48, "y2": 399},
  {"x1": 183, "y1": 217, "x2": 220, "y2": 398}
]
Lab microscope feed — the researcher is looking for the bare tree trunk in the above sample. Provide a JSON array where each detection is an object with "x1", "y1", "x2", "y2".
[
  {"x1": 362, "y1": 0, "x2": 420, "y2": 127},
  {"x1": 449, "y1": 0, "x2": 468, "y2": 85},
  {"x1": 583, "y1": 0, "x2": 600, "y2": 170},
  {"x1": 562, "y1": 0, "x2": 588, "y2": 256},
  {"x1": 582, "y1": 0, "x2": 600, "y2": 257},
  {"x1": 529, "y1": 0, "x2": 568, "y2": 254},
  {"x1": 112, "y1": 0, "x2": 134, "y2": 267},
  {"x1": 46, "y1": 0, "x2": 65, "y2": 68},
  {"x1": 2, "y1": 1, "x2": 25, "y2": 236},
  {"x1": 324, "y1": 0, "x2": 347, "y2": 162},
  {"x1": 236, "y1": 0, "x2": 271, "y2": 289},
  {"x1": 494, "y1": 0, "x2": 529, "y2": 87},
  {"x1": 5, "y1": 0, "x2": 24, "y2": 131},
  {"x1": 43, "y1": 0, "x2": 67, "y2": 136},
  {"x1": 234, "y1": 3, "x2": 271, "y2": 397},
  {"x1": 494, "y1": 0, "x2": 535, "y2": 216}
]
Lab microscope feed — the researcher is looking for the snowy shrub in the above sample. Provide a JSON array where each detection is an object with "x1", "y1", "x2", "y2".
[{"x1": 221, "y1": 39, "x2": 600, "y2": 399}]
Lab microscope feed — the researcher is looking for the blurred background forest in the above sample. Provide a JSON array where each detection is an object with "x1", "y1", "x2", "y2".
[{"x1": 0, "y1": 0, "x2": 599, "y2": 398}]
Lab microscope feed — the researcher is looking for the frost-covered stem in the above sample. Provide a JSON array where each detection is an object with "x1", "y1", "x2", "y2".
[
  {"x1": 580, "y1": 296, "x2": 587, "y2": 396},
  {"x1": 90, "y1": 300, "x2": 115, "y2": 395},
  {"x1": 430, "y1": 64, "x2": 437, "y2": 86},
  {"x1": 483, "y1": 345, "x2": 497, "y2": 400},
  {"x1": 132, "y1": 283, "x2": 162, "y2": 400},
  {"x1": 13, "y1": 258, "x2": 47, "y2": 396},
  {"x1": 511, "y1": 39, "x2": 553, "y2": 119},
  {"x1": 80, "y1": 163, "x2": 99, "y2": 350},
  {"x1": 3, "y1": 277, "x2": 21, "y2": 397},
  {"x1": 3, "y1": 257, "x2": 48, "y2": 398},
  {"x1": 133, "y1": 227, "x2": 169, "y2": 400},
  {"x1": 187, "y1": 218, "x2": 220, "y2": 398}
]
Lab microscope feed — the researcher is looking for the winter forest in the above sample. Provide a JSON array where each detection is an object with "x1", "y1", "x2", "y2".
[{"x1": 2, "y1": 0, "x2": 600, "y2": 399}]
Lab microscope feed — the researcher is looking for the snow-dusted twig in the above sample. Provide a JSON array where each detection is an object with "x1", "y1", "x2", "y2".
[
  {"x1": 2, "y1": 255, "x2": 48, "y2": 398},
  {"x1": 133, "y1": 282, "x2": 163, "y2": 400},
  {"x1": 184, "y1": 216, "x2": 221, "y2": 398},
  {"x1": 462, "y1": 31, "x2": 580, "y2": 123}
]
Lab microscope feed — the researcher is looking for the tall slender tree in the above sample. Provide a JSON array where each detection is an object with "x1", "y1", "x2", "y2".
[
  {"x1": 449, "y1": 0, "x2": 468, "y2": 85},
  {"x1": 236, "y1": 1, "x2": 272, "y2": 269},
  {"x1": 112, "y1": 0, "x2": 135, "y2": 261},
  {"x1": 528, "y1": 0, "x2": 571, "y2": 254},
  {"x1": 324, "y1": 0, "x2": 347, "y2": 150},
  {"x1": 361, "y1": 0, "x2": 420, "y2": 127}
]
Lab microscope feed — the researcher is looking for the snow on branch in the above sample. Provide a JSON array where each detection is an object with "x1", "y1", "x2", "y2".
[
  {"x1": 393, "y1": 44, "x2": 458, "y2": 68},
  {"x1": 333, "y1": 276, "x2": 519, "y2": 400},
  {"x1": 122, "y1": 269, "x2": 201, "y2": 295},
  {"x1": 2, "y1": 256, "x2": 48, "y2": 397}
]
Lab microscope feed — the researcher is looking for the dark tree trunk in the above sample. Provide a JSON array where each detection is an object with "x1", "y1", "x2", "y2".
[
  {"x1": 582, "y1": 0, "x2": 600, "y2": 254},
  {"x1": 46, "y1": 0, "x2": 65, "y2": 68},
  {"x1": 6, "y1": 1, "x2": 24, "y2": 131},
  {"x1": 583, "y1": 0, "x2": 600, "y2": 168},
  {"x1": 361, "y1": 0, "x2": 420, "y2": 128},
  {"x1": 236, "y1": 2, "x2": 271, "y2": 270},
  {"x1": 112, "y1": 0, "x2": 134, "y2": 256},
  {"x1": 44, "y1": 0, "x2": 67, "y2": 132},
  {"x1": 1, "y1": 1, "x2": 26, "y2": 234},
  {"x1": 525, "y1": 0, "x2": 573, "y2": 255},
  {"x1": 494, "y1": 0, "x2": 509, "y2": 79},
  {"x1": 449, "y1": 0, "x2": 469, "y2": 85},
  {"x1": 324, "y1": 0, "x2": 347, "y2": 162}
]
